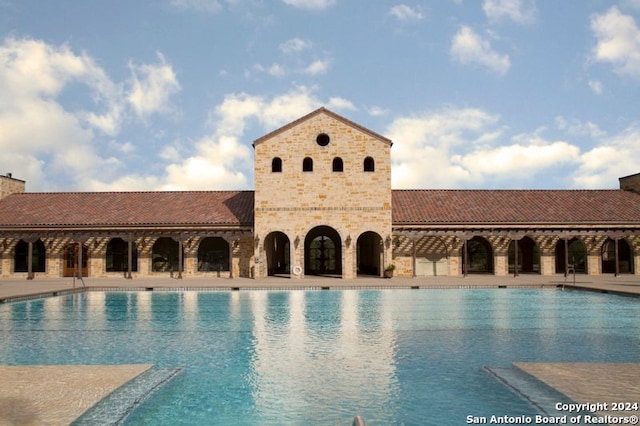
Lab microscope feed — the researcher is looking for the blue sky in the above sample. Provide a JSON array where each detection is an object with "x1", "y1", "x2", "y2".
[{"x1": 1, "y1": 0, "x2": 640, "y2": 192}]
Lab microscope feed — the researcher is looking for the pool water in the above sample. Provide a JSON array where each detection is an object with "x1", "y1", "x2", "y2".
[{"x1": 1, "y1": 289, "x2": 639, "y2": 425}]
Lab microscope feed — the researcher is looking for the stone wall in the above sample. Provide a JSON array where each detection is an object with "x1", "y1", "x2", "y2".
[
  {"x1": 619, "y1": 173, "x2": 640, "y2": 193},
  {"x1": 254, "y1": 109, "x2": 392, "y2": 279},
  {"x1": 0, "y1": 174, "x2": 25, "y2": 201}
]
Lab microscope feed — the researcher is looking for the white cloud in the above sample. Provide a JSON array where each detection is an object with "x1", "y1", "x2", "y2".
[
  {"x1": 168, "y1": 0, "x2": 223, "y2": 12},
  {"x1": 0, "y1": 37, "x2": 125, "y2": 189},
  {"x1": 367, "y1": 106, "x2": 389, "y2": 117},
  {"x1": 327, "y1": 97, "x2": 356, "y2": 111},
  {"x1": 152, "y1": 86, "x2": 324, "y2": 190},
  {"x1": 388, "y1": 107, "x2": 587, "y2": 188},
  {"x1": 555, "y1": 116, "x2": 606, "y2": 139},
  {"x1": 281, "y1": 0, "x2": 335, "y2": 10},
  {"x1": 588, "y1": 79, "x2": 604, "y2": 94},
  {"x1": 127, "y1": 53, "x2": 181, "y2": 118},
  {"x1": 303, "y1": 59, "x2": 330, "y2": 75},
  {"x1": 450, "y1": 26, "x2": 511, "y2": 75},
  {"x1": 591, "y1": 6, "x2": 640, "y2": 79},
  {"x1": 483, "y1": 0, "x2": 536, "y2": 24},
  {"x1": 453, "y1": 140, "x2": 579, "y2": 177},
  {"x1": 573, "y1": 125, "x2": 640, "y2": 188},
  {"x1": 279, "y1": 38, "x2": 313, "y2": 54},
  {"x1": 389, "y1": 5, "x2": 424, "y2": 21}
]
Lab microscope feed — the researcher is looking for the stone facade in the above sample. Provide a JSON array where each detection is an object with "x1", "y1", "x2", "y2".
[
  {"x1": 620, "y1": 172, "x2": 640, "y2": 193},
  {"x1": 0, "y1": 174, "x2": 25, "y2": 201},
  {"x1": 253, "y1": 108, "x2": 392, "y2": 279}
]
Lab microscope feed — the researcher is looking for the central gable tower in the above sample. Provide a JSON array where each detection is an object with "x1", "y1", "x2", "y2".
[{"x1": 253, "y1": 107, "x2": 392, "y2": 279}]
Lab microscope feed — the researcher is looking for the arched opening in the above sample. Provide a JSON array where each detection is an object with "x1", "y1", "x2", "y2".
[
  {"x1": 14, "y1": 239, "x2": 46, "y2": 273},
  {"x1": 555, "y1": 238, "x2": 587, "y2": 274},
  {"x1": 414, "y1": 236, "x2": 449, "y2": 276},
  {"x1": 106, "y1": 238, "x2": 138, "y2": 272},
  {"x1": 508, "y1": 237, "x2": 540, "y2": 274},
  {"x1": 264, "y1": 232, "x2": 291, "y2": 276},
  {"x1": 303, "y1": 157, "x2": 313, "y2": 172},
  {"x1": 151, "y1": 237, "x2": 183, "y2": 273},
  {"x1": 601, "y1": 238, "x2": 634, "y2": 274},
  {"x1": 332, "y1": 157, "x2": 344, "y2": 172},
  {"x1": 63, "y1": 243, "x2": 88, "y2": 277},
  {"x1": 198, "y1": 237, "x2": 229, "y2": 272},
  {"x1": 357, "y1": 231, "x2": 382, "y2": 276},
  {"x1": 305, "y1": 226, "x2": 342, "y2": 277},
  {"x1": 462, "y1": 237, "x2": 493, "y2": 274},
  {"x1": 363, "y1": 156, "x2": 375, "y2": 172},
  {"x1": 272, "y1": 157, "x2": 282, "y2": 173}
]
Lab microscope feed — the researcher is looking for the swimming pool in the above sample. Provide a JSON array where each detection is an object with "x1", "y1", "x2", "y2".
[{"x1": 1, "y1": 288, "x2": 639, "y2": 424}]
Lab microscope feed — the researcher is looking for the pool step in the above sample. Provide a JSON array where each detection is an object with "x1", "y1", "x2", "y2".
[
  {"x1": 484, "y1": 365, "x2": 591, "y2": 425},
  {"x1": 72, "y1": 367, "x2": 184, "y2": 425}
]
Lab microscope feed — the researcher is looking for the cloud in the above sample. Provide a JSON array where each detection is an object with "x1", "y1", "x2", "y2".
[
  {"x1": 150, "y1": 86, "x2": 324, "y2": 190},
  {"x1": 303, "y1": 59, "x2": 330, "y2": 75},
  {"x1": 588, "y1": 79, "x2": 604, "y2": 94},
  {"x1": 388, "y1": 107, "x2": 586, "y2": 189},
  {"x1": 327, "y1": 97, "x2": 356, "y2": 111},
  {"x1": 281, "y1": 0, "x2": 335, "y2": 10},
  {"x1": 279, "y1": 38, "x2": 313, "y2": 54},
  {"x1": 0, "y1": 37, "x2": 124, "y2": 189},
  {"x1": 389, "y1": 5, "x2": 424, "y2": 21},
  {"x1": 573, "y1": 125, "x2": 640, "y2": 188},
  {"x1": 591, "y1": 6, "x2": 640, "y2": 79},
  {"x1": 450, "y1": 26, "x2": 511, "y2": 75},
  {"x1": 127, "y1": 53, "x2": 181, "y2": 118},
  {"x1": 168, "y1": 0, "x2": 223, "y2": 12},
  {"x1": 483, "y1": 0, "x2": 537, "y2": 24}
]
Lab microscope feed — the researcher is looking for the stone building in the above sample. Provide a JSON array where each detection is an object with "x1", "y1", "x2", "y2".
[{"x1": 1, "y1": 107, "x2": 639, "y2": 280}]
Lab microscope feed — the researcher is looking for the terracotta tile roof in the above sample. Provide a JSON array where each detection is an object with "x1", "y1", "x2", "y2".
[
  {"x1": 392, "y1": 189, "x2": 640, "y2": 225},
  {"x1": 0, "y1": 191, "x2": 254, "y2": 228},
  {"x1": 1, "y1": 189, "x2": 639, "y2": 230}
]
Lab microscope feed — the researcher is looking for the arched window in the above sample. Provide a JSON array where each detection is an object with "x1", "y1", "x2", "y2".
[
  {"x1": 14, "y1": 239, "x2": 46, "y2": 273},
  {"x1": 197, "y1": 237, "x2": 229, "y2": 271},
  {"x1": 332, "y1": 157, "x2": 343, "y2": 172},
  {"x1": 364, "y1": 157, "x2": 375, "y2": 172},
  {"x1": 106, "y1": 238, "x2": 138, "y2": 272},
  {"x1": 303, "y1": 157, "x2": 313, "y2": 172},
  {"x1": 272, "y1": 157, "x2": 282, "y2": 173}
]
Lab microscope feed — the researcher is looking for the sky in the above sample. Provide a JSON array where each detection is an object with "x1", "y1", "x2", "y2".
[{"x1": 1, "y1": 0, "x2": 640, "y2": 192}]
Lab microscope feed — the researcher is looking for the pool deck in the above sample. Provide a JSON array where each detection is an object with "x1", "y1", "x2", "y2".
[
  {"x1": 1, "y1": 274, "x2": 639, "y2": 424},
  {"x1": 1, "y1": 272, "x2": 640, "y2": 301}
]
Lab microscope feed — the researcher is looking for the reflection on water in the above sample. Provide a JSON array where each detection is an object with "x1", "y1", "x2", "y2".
[{"x1": 0, "y1": 289, "x2": 639, "y2": 424}]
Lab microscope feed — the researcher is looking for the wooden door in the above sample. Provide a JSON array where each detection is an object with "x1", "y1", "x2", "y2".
[{"x1": 63, "y1": 244, "x2": 88, "y2": 277}]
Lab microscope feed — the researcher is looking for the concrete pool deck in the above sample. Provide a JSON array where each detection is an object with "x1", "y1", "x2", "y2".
[
  {"x1": 1, "y1": 273, "x2": 640, "y2": 301},
  {"x1": 1, "y1": 274, "x2": 639, "y2": 424},
  {"x1": 0, "y1": 364, "x2": 152, "y2": 425}
]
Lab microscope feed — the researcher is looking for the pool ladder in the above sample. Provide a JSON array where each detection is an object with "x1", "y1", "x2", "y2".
[{"x1": 562, "y1": 265, "x2": 576, "y2": 290}]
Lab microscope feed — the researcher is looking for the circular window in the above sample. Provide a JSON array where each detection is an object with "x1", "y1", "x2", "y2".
[{"x1": 316, "y1": 133, "x2": 330, "y2": 146}]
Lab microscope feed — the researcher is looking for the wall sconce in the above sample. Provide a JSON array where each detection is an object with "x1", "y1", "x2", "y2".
[
  {"x1": 345, "y1": 234, "x2": 351, "y2": 248},
  {"x1": 385, "y1": 235, "x2": 392, "y2": 248},
  {"x1": 233, "y1": 239, "x2": 239, "y2": 248},
  {"x1": 294, "y1": 235, "x2": 300, "y2": 248},
  {"x1": 254, "y1": 235, "x2": 260, "y2": 248}
]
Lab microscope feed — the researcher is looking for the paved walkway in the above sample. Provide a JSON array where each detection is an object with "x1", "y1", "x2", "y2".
[{"x1": 1, "y1": 273, "x2": 640, "y2": 301}]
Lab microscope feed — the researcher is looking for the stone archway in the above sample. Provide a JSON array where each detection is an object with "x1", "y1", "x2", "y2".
[
  {"x1": 264, "y1": 232, "x2": 291, "y2": 276},
  {"x1": 555, "y1": 238, "x2": 587, "y2": 274},
  {"x1": 508, "y1": 236, "x2": 540, "y2": 274},
  {"x1": 356, "y1": 231, "x2": 382, "y2": 276},
  {"x1": 304, "y1": 226, "x2": 342, "y2": 277},
  {"x1": 601, "y1": 238, "x2": 634, "y2": 274},
  {"x1": 462, "y1": 236, "x2": 493, "y2": 274}
]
